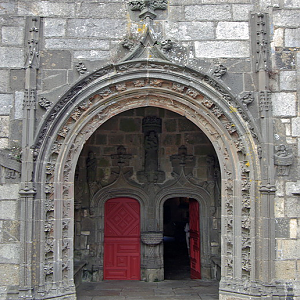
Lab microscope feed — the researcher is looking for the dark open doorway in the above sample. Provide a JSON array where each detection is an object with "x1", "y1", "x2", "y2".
[{"x1": 163, "y1": 197, "x2": 200, "y2": 280}]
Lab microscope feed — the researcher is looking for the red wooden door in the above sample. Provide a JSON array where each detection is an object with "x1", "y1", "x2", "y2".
[
  {"x1": 104, "y1": 197, "x2": 140, "y2": 280},
  {"x1": 189, "y1": 199, "x2": 201, "y2": 279}
]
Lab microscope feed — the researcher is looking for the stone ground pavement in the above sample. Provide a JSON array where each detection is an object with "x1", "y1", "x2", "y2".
[{"x1": 76, "y1": 279, "x2": 219, "y2": 300}]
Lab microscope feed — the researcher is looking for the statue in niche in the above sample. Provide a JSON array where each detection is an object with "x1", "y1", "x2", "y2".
[
  {"x1": 86, "y1": 151, "x2": 97, "y2": 183},
  {"x1": 145, "y1": 130, "x2": 159, "y2": 172},
  {"x1": 137, "y1": 116, "x2": 165, "y2": 183},
  {"x1": 274, "y1": 144, "x2": 293, "y2": 176}
]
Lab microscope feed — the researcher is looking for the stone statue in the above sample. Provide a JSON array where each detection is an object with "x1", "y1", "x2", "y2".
[
  {"x1": 145, "y1": 130, "x2": 159, "y2": 172},
  {"x1": 86, "y1": 151, "x2": 97, "y2": 183}
]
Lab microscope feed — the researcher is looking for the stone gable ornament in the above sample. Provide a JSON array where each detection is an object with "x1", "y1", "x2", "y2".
[
  {"x1": 274, "y1": 144, "x2": 293, "y2": 176},
  {"x1": 129, "y1": 0, "x2": 168, "y2": 20}
]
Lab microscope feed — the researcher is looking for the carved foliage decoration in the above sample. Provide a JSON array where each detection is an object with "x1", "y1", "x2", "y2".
[{"x1": 129, "y1": 0, "x2": 168, "y2": 19}]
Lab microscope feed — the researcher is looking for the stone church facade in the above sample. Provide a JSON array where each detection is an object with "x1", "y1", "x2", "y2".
[{"x1": 0, "y1": 0, "x2": 299, "y2": 299}]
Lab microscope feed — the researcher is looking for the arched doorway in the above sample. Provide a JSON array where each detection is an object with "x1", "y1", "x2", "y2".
[
  {"x1": 163, "y1": 197, "x2": 202, "y2": 280},
  {"x1": 31, "y1": 61, "x2": 260, "y2": 299},
  {"x1": 73, "y1": 107, "x2": 221, "y2": 284}
]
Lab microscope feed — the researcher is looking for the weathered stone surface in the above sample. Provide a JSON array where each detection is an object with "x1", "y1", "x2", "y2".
[
  {"x1": 277, "y1": 239, "x2": 300, "y2": 259},
  {"x1": 232, "y1": 4, "x2": 254, "y2": 20},
  {"x1": 0, "y1": 94, "x2": 13, "y2": 115},
  {"x1": 0, "y1": 264, "x2": 19, "y2": 285},
  {"x1": 45, "y1": 38, "x2": 110, "y2": 50},
  {"x1": 17, "y1": 1, "x2": 75, "y2": 17},
  {"x1": 284, "y1": 0, "x2": 300, "y2": 8},
  {"x1": 75, "y1": 2, "x2": 126, "y2": 18},
  {"x1": 0, "y1": 185, "x2": 19, "y2": 200},
  {"x1": 275, "y1": 49, "x2": 296, "y2": 70},
  {"x1": 41, "y1": 70, "x2": 68, "y2": 91},
  {"x1": 1, "y1": 26, "x2": 24, "y2": 45},
  {"x1": 292, "y1": 118, "x2": 300, "y2": 136},
  {"x1": 275, "y1": 197, "x2": 285, "y2": 217},
  {"x1": 273, "y1": 28, "x2": 284, "y2": 47},
  {"x1": 0, "y1": 244, "x2": 19, "y2": 264},
  {"x1": 0, "y1": 47, "x2": 24, "y2": 68},
  {"x1": 216, "y1": 22, "x2": 249, "y2": 40},
  {"x1": 275, "y1": 260, "x2": 296, "y2": 280},
  {"x1": 273, "y1": 10, "x2": 300, "y2": 27},
  {"x1": 0, "y1": 70, "x2": 9, "y2": 93},
  {"x1": 166, "y1": 21, "x2": 214, "y2": 40},
  {"x1": 0, "y1": 138, "x2": 8, "y2": 149},
  {"x1": 290, "y1": 219, "x2": 298, "y2": 239},
  {"x1": 0, "y1": 116, "x2": 9, "y2": 137},
  {"x1": 272, "y1": 92, "x2": 296, "y2": 117},
  {"x1": 40, "y1": 50, "x2": 71, "y2": 69},
  {"x1": 280, "y1": 71, "x2": 297, "y2": 90},
  {"x1": 185, "y1": 5, "x2": 231, "y2": 21},
  {"x1": 10, "y1": 69, "x2": 25, "y2": 91},
  {"x1": 285, "y1": 28, "x2": 300, "y2": 47},
  {"x1": 66, "y1": 18, "x2": 126, "y2": 39},
  {"x1": 195, "y1": 41, "x2": 249, "y2": 58},
  {"x1": 275, "y1": 218, "x2": 290, "y2": 238},
  {"x1": 44, "y1": 18, "x2": 66, "y2": 36},
  {"x1": 74, "y1": 50, "x2": 110, "y2": 60},
  {"x1": 14, "y1": 91, "x2": 24, "y2": 120},
  {"x1": 285, "y1": 197, "x2": 300, "y2": 217}
]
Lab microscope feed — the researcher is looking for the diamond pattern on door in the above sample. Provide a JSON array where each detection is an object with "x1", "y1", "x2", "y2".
[{"x1": 104, "y1": 198, "x2": 140, "y2": 280}]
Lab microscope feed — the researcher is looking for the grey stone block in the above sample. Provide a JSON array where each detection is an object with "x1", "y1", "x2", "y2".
[
  {"x1": 45, "y1": 38, "x2": 110, "y2": 51},
  {"x1": 0, "y1": 48, "x2": 24, "y2": 68},
  {"x1": 1, "y1": 27, "x2": 24, "y2": 45},
  {"x1": 44, "y1": 18, "x2": 66, "y2": 37},
  {"x1": 185, "y1": 5, "x2": 231, "y2": 21},
  {"x1": 17, "y1": 1, "x2": 75, "y2": 17},
  {"x1": 292, "y1": 118, "x2": 300, "y2": 137},
  {"x1": 14, "y1": 91, "x2": 23, "y2": 120},
  {"x1": 0, "y1": 116, "x2": 9, "y2": 137},
  {"x1": 0, "y1": 70, "x2": 9, "y2": 93},
  {"x1": 195, "y1": 41, "x2": 249, "y2": 58},
  {"x1": 232, "y1": 5, "x2": 254, "y2": 21},
  {"x1": 273, "y1": 10, "x2": 300, "y2": 27},
  {"x1": 41, "y1": 70, "x2": 68, "y2": 91},
  {"x1": 272, "y1": 93, "x2": 296, "y2": 117},
  {"x1": 74, "y1": 50, "x2": 110, "y2": 61},
  {"x1": 0, "y1": 200, "x2": 17, "y2": 219},
  {"x1": 0, "y1": 138, "x2": 8, "y2": 149},
  {"x1": 0, "y1": 94, "x2": 13, "y2": 115},
  {"x1": 166, "y1": 21, "x2": 214, "y2": 41},
  {"x1": 216, "y1": 22, "x2": 249, "y2": 40},
  {"x1": 0, "y1": 244, "x2": 19, "y2": 264},
  {"x1": 75, "y1": 2, "x2": 126, "y2": 18},
  {"x1": 66, "y1": 18, "x2": 127, "y2": 39},
  {"x1": 284, "y1": 0, "x2": 300, "y2": 8},
  {"x1": 0, "y1": 2, "x2": 17, "y2": 15},
  {"x1": 40, "y1": 50, "x2": 71, "y2": 69},
  {"x1": 275, "y1": 218, "x2": 290, "y2": 238},
  {"x1": 280, "y1": 71, "x2": 297, "y2": 91},
  {"x1": 9, "y1": 69, "x2": 25, "y2": 92},
  {"x1": 0, "y1": 185, "x2": 19, "y2": 200},
  {"x1": 285, "y1": 28, "x2": 300, "y2": 47}
]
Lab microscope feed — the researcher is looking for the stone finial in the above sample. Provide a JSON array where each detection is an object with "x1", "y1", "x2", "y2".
[
  {"x1": 213, "y1": 64, "x2": 227, "y2": 79},
  {"x1": 129, "y1": 0, "x2": 168, "y2": 20}
]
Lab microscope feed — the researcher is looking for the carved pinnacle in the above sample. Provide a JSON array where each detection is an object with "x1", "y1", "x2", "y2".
[{"x1": 129, "y1": 0, "x2": 168, "y2": 20}]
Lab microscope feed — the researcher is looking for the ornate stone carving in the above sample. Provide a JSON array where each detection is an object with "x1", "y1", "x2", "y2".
[
  {"x1": 213, "y1": 64, "x2": 227, "y2": 79},
  {"x1": 137, "y1": 116, "x2": 165, "y2": 183},
  {"x1": 39, "y1": 97, "x2": 52, "y2": 110},
  {"x1": 239, "y1": 92, "x2": 254, "y2": 107},
  {"x1": 121, "y1": 38, "x2": 135, "y2": 50},
  {"x1": 160, "y1": 39, "x2": 173, "y2": 52},
  {"x1": 170, "y1": 145, "x2": 195, "y2": 177},
  {"x1": 75, "y1": 62, "x2": 87, "y2": 75},
  {"x1": 274, "y1": 144, "x2": 293, "y2": 176},
  {"x1": 25, "y1": 17, "x2": 41, "y2": 68},
  {"x1": 252, "y1": 13, "x2": 269, "y2": 72},
  {"x1": 259, "y1": 90, "x2": 271, "y2": 112},
  {"x1": 172, "y1": 83, "x2": 185, "y2": 93},
  {"x1": 129, "y1": 0, "x2": 168, "y2": 20},
  {"x1": 186, "y1": 88, "x2": 199, "y2": 99},
  {"x1": 141, "y1": 232, "x2": 163, "y2": 245}
]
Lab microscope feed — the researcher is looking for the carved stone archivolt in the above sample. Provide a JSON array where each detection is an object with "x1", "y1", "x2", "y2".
[{"x1": 32, "y1": 59, "x2": 259, "y2": 298}]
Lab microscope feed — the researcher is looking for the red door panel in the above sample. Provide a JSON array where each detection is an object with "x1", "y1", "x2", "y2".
[
  {"x1": 104, "y1": 198, "x2": 140, "y2": 280},
  {"x1": 189, "y1": 199, "x2": 201, "y2": 279}
]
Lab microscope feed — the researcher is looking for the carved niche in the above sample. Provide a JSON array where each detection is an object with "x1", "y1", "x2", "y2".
[{"x1": 274, "y1": 144, "x2": 293, "y2": 176}]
